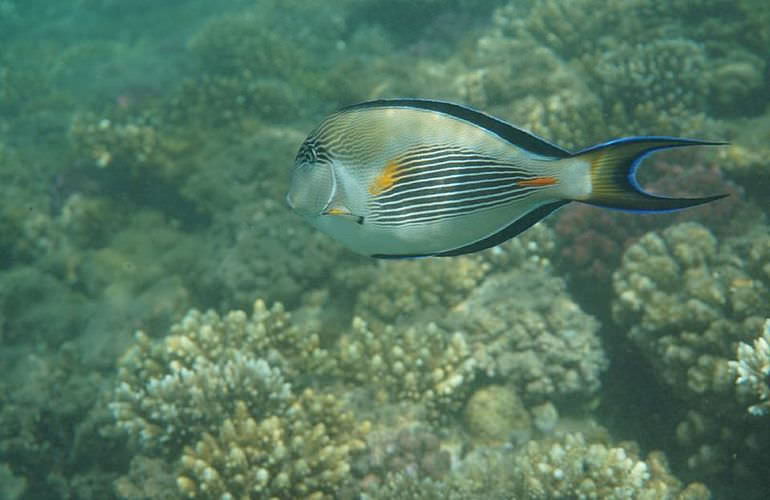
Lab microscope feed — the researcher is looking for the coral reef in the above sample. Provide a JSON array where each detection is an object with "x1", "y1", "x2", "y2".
[
  {"x1": 177, "y1": 390, "x2": 369, "y2": 499},
  {"x1": 109, "y1": 300, "x2": 370, "y2": 499},
  {"x1": 0, "y1": 344, "x2": 122, "y2": 499},
  {"x1": 354, "y1": 257, "x2": 490, "y2": 328},
  {"x1": 613, "y1": 222, "x2": 769, "y2": 403},
  {"x1": 613, "y1": 222, "x2": 770, "y2": 491},
  {"x1": 445, "y1": 261, "x2": 606, "y2": 409},
  {"x1": 511, "y1": 432, "x2": 710, "y2": 500},
  {"x1": 465, "y1": 0, "x2": 770, "y2": 150},
  {"x1": 362, "y1": 432, "x2": 710, "y2": 500},
  {"x1": 352, "y1": 425, "x2": 452, "y2": 492},
  {"x1": 109, "y1": 300, "x2": 333, "y2": 455},
  {"x1": 729, "y1": 319, "x2": 770, "y2": 416},
  {"x1": 113, "y1": 456, "x2": 177, "y2": 499},
  {"x1": 458, "y1": 24, "x2": 606, "y2": 149},
  {"x1": 580, "y1": 39, "x2": 711, "y2": 137},
  {"x1": 353, "y1": 222, "x2": 558, "y2": 329},
  {"x1": 166, "y1": 2, "x2": 355, "y2": 127},
  {"x1": 69, "y1": 112, "x2": 182, "y2": 173},
  {"x1": 463, "y1": 384, "x2": 531, "y2": 446},
  {"x1": 336, "y1": 317, "x2": 477, "y2": 421},
  {"x1": 199, "y1": 199, "x2": 358, "y2": 310},
  {"x1": 338, "y1": 258, "x2": 605, "y2": 428},
  {"x1": 4, "y1": 0, "x2": 770, "y2": 499}
]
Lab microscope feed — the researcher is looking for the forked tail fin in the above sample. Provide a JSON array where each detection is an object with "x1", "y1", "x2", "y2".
[{"x1": 573, "y1": 137, "x2": 728, "y2": 212}]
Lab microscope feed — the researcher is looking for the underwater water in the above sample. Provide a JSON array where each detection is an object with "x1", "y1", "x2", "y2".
[{"x1": 1, "y1": 0, "x2": 769, "y2": 498}]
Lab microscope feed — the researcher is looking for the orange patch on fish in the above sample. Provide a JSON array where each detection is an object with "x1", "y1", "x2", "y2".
[
  {"x1": 519, "y1": 176, "x2": 558, "y2": 187},
  {"x1": 369, "y1": 159, "x2": 403, "y2": 195}
]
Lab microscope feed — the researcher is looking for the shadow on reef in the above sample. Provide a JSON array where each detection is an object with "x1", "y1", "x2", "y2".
[{"x1": 50, "y1": 162, "x2": 210, "y2": 232}]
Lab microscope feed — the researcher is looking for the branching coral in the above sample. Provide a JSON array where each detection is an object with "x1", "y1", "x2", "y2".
[
  {"x1": 511, "y1": 433, "x2": 710, "y2": 500},
  {"x1": 580, "y1": 39, "x2": 711, "y2": 137},
  {"x1": 69, "y1": 112, "x2": 185, "y2": 173},
  {"x1": 354, "y1": 257, "x2": 490, "y2": 328},
  {"x1": 109, "y1": 300, "x2": 333, "y2": 455},
  {"x1": 109, "y1": 300, "x2": 371, "y2": 499},
  {"x1": 729, "y1": 319, "x2": 770, "y2": 416},
  {"x1": 177, "y1": 390, "x2": 369, "y2": 500},
  {"x1": 338, "y1": 258, "x2": 604, "y2": 430},
  {"x1": 336, "y1": 317, "x2": 477, "y2": 421}
]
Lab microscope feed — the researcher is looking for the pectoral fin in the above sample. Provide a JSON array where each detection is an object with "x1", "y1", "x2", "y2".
[{"x1": 322, "y1": 204, "x2": 364, "y2": 224}]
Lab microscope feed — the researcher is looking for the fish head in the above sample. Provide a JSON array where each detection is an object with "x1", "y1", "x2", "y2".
[{"x1": 286, "y1": 139, "x2": 336, "y2": 218}]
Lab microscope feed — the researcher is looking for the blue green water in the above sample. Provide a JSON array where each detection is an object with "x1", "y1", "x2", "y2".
[{"x1": 1, "y1": 1, "x2": 768, "y2": 498}]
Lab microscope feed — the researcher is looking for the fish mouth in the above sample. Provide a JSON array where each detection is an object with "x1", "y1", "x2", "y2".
[{"x1": 285, "y1": 192, "x2": 296, "y2": 210}]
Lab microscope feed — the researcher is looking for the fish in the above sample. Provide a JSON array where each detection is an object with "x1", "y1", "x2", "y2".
[{"x1": 286, "y1": 98, "x2": 727, "y2": 258}]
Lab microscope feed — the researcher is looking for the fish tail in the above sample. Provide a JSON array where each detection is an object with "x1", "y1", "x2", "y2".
[{"x1": 573, "y1": 136, "x2": 728, "y2": 212}]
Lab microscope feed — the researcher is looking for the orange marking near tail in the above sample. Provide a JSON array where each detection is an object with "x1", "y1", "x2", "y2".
[
  {"x1": 519, "y1": 176, "x2": 558, "y2": 187},
  {"x1": 369, "y1": 160, "x2": 403, "y2": 195}
]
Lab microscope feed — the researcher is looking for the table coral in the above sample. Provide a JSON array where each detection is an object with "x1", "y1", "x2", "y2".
[{"x1": 729, "y1": 319, "x2": 770, "y2": 416}]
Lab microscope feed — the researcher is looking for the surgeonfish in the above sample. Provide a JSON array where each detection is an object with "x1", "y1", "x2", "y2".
[{"x1": 286, "y1": 99, "x2": 727, "y2": 258}]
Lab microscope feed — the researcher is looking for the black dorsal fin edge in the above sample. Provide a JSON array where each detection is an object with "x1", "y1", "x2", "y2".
[{"x1": 339, "y1": 99, "x2": 572, "y2": 159}]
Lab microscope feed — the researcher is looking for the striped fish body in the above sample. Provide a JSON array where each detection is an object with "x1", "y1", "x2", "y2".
[{"x1": 287, "y1": 99, "x2": 726, "y2": 258}]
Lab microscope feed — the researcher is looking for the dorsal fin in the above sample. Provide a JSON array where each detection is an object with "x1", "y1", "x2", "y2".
[{"x1": 339, "y1": 99, "x2": 571, "y2": 159}]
